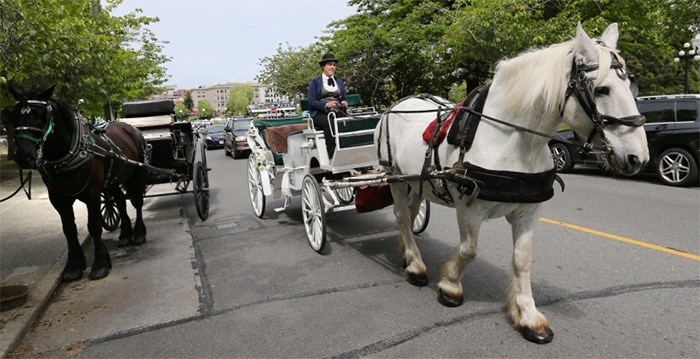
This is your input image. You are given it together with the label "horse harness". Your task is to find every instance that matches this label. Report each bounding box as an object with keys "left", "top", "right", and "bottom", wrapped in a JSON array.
[
  {"left": 12, "top": 99, "right": 136, "bottom": 195},
  {"left": 378, "top": 49, "right": 646, "bottom": 206}
]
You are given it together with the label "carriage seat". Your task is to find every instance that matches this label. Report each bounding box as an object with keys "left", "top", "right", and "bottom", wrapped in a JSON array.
[{"left": 263, "top": 124, "right": 308, "bottom": 154}]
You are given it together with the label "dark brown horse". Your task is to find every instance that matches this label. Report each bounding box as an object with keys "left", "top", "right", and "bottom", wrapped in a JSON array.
[{"left": 6, "top": 82, "right": 147, "bottom": 281}]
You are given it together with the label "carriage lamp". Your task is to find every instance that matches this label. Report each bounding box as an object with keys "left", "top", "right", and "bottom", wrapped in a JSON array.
[{"left": 673, "top": 34, "right": 700, "bottom": 94}]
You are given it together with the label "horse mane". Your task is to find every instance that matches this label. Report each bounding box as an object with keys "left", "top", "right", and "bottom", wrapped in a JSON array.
[{"left": 491, "top": 40, "right": 575, "bottom": 122}]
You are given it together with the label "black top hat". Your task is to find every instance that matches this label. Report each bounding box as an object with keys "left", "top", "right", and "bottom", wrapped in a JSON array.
[{"left": 319, "top": 52, "right": 339, "bottom": 66}]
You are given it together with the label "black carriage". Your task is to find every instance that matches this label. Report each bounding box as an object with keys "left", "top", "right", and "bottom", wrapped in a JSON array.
[{"left": 100, "top": 99, "right": 209, "bottom": 230}]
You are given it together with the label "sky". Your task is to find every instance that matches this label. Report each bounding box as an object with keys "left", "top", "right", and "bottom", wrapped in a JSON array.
[{"left": 112, "top": 0, "right": 358, "bottom": 88}]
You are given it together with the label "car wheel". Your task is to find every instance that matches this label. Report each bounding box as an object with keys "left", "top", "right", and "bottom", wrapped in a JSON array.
[
  {"left": 550, "top": 142, "right": 574, "bottom": 172},
  {"left": 656, "top": 148, "right": 698, "bottom": 187}
]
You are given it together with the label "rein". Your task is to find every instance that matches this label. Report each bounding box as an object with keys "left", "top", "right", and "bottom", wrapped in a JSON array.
[{"left": 0, "top": 169, "right": 33, "bottom": 202}]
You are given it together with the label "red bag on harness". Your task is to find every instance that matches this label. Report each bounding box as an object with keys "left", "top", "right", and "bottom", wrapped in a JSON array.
[
  {"left": 421, "top": 99, "right": 465, "bottom": 145},
  {"left": 355, "top": 184, "right": 394, "bottom": 213}
]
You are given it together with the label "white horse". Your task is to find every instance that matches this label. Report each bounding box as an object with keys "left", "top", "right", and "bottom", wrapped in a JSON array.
[{"left": 375, "top": 23, "right": 648, "bottom": 344}]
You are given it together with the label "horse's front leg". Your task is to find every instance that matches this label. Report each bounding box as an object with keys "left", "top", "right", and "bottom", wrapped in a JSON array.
[
  {"left": 506, "top": 206, "right": 554, "bottom": 344},
  {"left": 391, "top": 182, "right": 427, "bottom": 286},
  {"left": 437, "top": 204, "right": 482, "bottom": 307},
  {"left": 48, "top": 194, "right": 85, "bottom": 282},
  {"left": 85, "top": 191, "right": 112, "bottom": 280}
]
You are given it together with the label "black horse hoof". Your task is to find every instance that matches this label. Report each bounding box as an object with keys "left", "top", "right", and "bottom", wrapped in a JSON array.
[
  {"left": 437, "top": 288, "right": 463, "bottom": 307},
  {"left": 88, "top": 267, "right": 110, "bottom": 280},
  {"left": 118, "top": 237, "right": 131, "bottom": 247},
  {"left": 62, "top": 270, "right": 83, "bottom": 282},
  {"left": 518, "top": 325, "right": 554, "bottom": 344},
  {"left": 406, "top": 272, "right": 428, "bottom": 287},
  {"left": 131, "top": 236, "right": 147, "bottom": 246}
]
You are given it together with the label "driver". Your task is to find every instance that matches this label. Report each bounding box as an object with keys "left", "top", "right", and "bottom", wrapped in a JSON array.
[{"left": 308, "top": 52, "right": 349, "bottom": 159}]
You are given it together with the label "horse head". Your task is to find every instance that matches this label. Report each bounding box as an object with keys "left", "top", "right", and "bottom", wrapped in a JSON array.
[
  {"left": 7, "top": 81, "right": 58, "bottom": 169},
  {"left": 562, "top": 23, "right": 649, "bottom": 175}
]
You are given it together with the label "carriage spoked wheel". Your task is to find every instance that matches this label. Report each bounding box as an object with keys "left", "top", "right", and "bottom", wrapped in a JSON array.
[
  {"left": 412, "top": 199, "right": 431, "bottom": 234},
  {"left": 301, "top": 175, "right": 326, "bottom": 253},
  {"left": 193, "top": 162, "right": 209, "bottom": 221},
  {"left": 334, "top": 187, "right": 354, "bottom": 205},
  {"left": 247, "top": 155, "right": 266, "bottom": 218},
  {"left": 100, "top": 192, "right": 120, "bottom": 232}
]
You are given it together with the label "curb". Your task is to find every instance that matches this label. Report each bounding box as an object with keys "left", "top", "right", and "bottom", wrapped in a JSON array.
[{"left": 0, "top": 234, "right": 91, "bottom": 359}]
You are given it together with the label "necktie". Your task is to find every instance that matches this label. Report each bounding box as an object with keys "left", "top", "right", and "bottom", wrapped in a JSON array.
[{"left": 327, "top": 77, "right": 335, "bottom": 87}]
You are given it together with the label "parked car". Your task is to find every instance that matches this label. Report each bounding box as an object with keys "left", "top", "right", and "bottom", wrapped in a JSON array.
[
  {"left": 224, "top": 118, "right": 253, "bottom": 158},
  {"left": 549, "top": 94, "right": 699, "bottom": 187},
  {"left": 205, "top": 124, "right": 226, "bottom": 150}
]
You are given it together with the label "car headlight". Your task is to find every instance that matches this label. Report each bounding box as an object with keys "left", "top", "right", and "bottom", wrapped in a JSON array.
[{"left": 206, "top": 135, "right": 213, "bottom": 141}]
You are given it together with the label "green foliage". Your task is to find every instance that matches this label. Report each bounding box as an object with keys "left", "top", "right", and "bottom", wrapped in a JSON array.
[
  {"left": 257, "top": 43, "right": 324, "bottom": 100},
  {"left": 197, "top": 100, "right": 214, "bottom": 119},
  {"left": 448, "top": 81, "right": 467, "bottom": 103},
  {"left": 226, "top": 85, "right": 254, "bottom": 116},
  {"left": 258, "top": 0, "right": 699, "bottom": 108},
  {"left": 183, "top": 91, "right": 193, "bottom": 109},
  {"left": 0, "top": 0, "right": 170, "bottom": 116},
  {"left": 174, "top": 103, "right": 189, "bottom": 121}
]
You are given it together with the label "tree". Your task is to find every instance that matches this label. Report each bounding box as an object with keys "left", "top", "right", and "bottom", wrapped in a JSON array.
[
  {"left": 257, "top": 42, "right": 324, "bottom": 101},
  {"left": 0, "top": 0, "right": 170, "bottom": 116},
  {"left": 226, "top": 85, "right": 254, "bottom": 116},
  {"left": 174, "top": 103, "right": 189, "bottom": 121},
  {"left": 443, "top": 0, "right": 700, "bottom": 95},
  {"left": 183, "top": 91, "right": 194, "bottom": 110},
  {"left": 197, "top": 100, "right": 214, "bottom": 119}
]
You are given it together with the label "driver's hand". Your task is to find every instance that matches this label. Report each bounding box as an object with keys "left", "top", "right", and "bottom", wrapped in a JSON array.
[{"left": 341, "top": 101, "right": 348, "bottom": 108}]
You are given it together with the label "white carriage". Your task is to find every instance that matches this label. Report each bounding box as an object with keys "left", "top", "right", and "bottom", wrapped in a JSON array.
[{"left": 246, "top": 95, "right": 430, "bottom": 252}]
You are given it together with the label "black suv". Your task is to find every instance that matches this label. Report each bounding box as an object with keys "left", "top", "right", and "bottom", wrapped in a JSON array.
[
  {"left": 549, "top": 94, "right": 700, "bottom": 187},
  {"left": 223, "top": 118, "right": 253, "bottom": 159}
]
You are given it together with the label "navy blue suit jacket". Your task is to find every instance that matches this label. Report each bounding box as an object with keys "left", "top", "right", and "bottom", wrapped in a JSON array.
[{"left": 308, "top": 75, "right": 347, "bottom": 118}]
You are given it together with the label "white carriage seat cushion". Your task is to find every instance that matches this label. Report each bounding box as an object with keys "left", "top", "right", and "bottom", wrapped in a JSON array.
[
  {"left": 264, "top": 124, "right": 308, "bottom": 153},
  {"left": 119, "top": 115, "right": 173, "bottom": 129}
]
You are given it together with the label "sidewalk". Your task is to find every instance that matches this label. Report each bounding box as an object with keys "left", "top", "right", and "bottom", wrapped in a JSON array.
[{"left": 0, "top": 161, "right": 89, "bottom": 358}]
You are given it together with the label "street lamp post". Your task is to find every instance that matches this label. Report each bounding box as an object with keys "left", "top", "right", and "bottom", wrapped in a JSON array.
[{"left": 673, "top": 33, "right": 700, "bottom": 94}]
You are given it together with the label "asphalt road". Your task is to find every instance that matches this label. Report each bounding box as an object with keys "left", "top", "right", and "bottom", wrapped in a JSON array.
[{"left": 10, "top": 149, "right": 699, "bottom": 358}]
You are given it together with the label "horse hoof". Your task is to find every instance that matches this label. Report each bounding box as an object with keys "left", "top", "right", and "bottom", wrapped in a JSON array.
[
  {"left": 131, "top": 236, "right": 147, "bottom": 246},
  {"left": 118, "top": 237, "right": 131, "bottom": 247},
  {"left": 406, "top": 272, "right": 428, "bottom": 287},
  {"left": 518, "top": 325, "right": 554, "bottom": 344},
  {"left": 88, "top": 267, "right": 110, "bottom": 280},
  {"left": 62, "top": 270, "right": 83, "bottom": 282},
  {"left": 437, "top": 288, "right": 463, "bottom": 307}
]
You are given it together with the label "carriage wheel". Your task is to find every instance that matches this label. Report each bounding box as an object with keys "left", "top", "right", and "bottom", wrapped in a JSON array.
[
  {"left": 302, "top": 175, "right": 326, "bottom": 253},
  {"left": 100, "top": 192, "right": 120, "bottom": 232},
  {"left": 334, "top": 187, "right": 354, "bottom": 204},
  {"left": 412, "top": 199, "right": 430, "bottom": 234},
  {"left": 247, "top": 155, "right": 266, "bottom": 218},
  {"left": 193, "top": 162, "right": 209, "bottom": 221}
]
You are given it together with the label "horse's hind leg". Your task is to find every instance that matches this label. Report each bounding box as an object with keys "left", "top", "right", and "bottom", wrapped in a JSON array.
[
  {"left": 124, "top": 172, "right": 147, "bottom": 245},
  {"left": 86, "top": 191, "right": 112, "bottom": 280},
  {"left": 437, "top": 204, "right": 482, "bottom": 307},
  {"left": 506, "top": 206, "right": 554, "bottom": 344},
  {"left": 391, "top": 183, "right": 427, "bottom": 286},
  {"left": 48, "top": 195, "right": 86, "bottom": 282},
  {"left": 110, "top": 188, "right": 134, "bottom": 247}
]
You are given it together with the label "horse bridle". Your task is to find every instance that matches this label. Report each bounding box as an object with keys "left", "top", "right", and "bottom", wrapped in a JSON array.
[
  {"left": 13, "top": 99, "right": 56, "bottom": 167},
  {"left": 12, "top": 99, "right": 93, "bottom": 172},
  {"left": 562, "top": 50, "right": 646, "bottom": 155}
]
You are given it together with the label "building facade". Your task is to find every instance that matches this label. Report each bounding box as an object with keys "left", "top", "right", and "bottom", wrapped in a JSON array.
[{"left": 156, "top": 82, "right": 292, "bottom": 115}]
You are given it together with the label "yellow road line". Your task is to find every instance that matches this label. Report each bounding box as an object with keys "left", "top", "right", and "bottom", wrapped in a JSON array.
[{"left": 539, "top": 217, "right": 700, "bottom": 261}]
